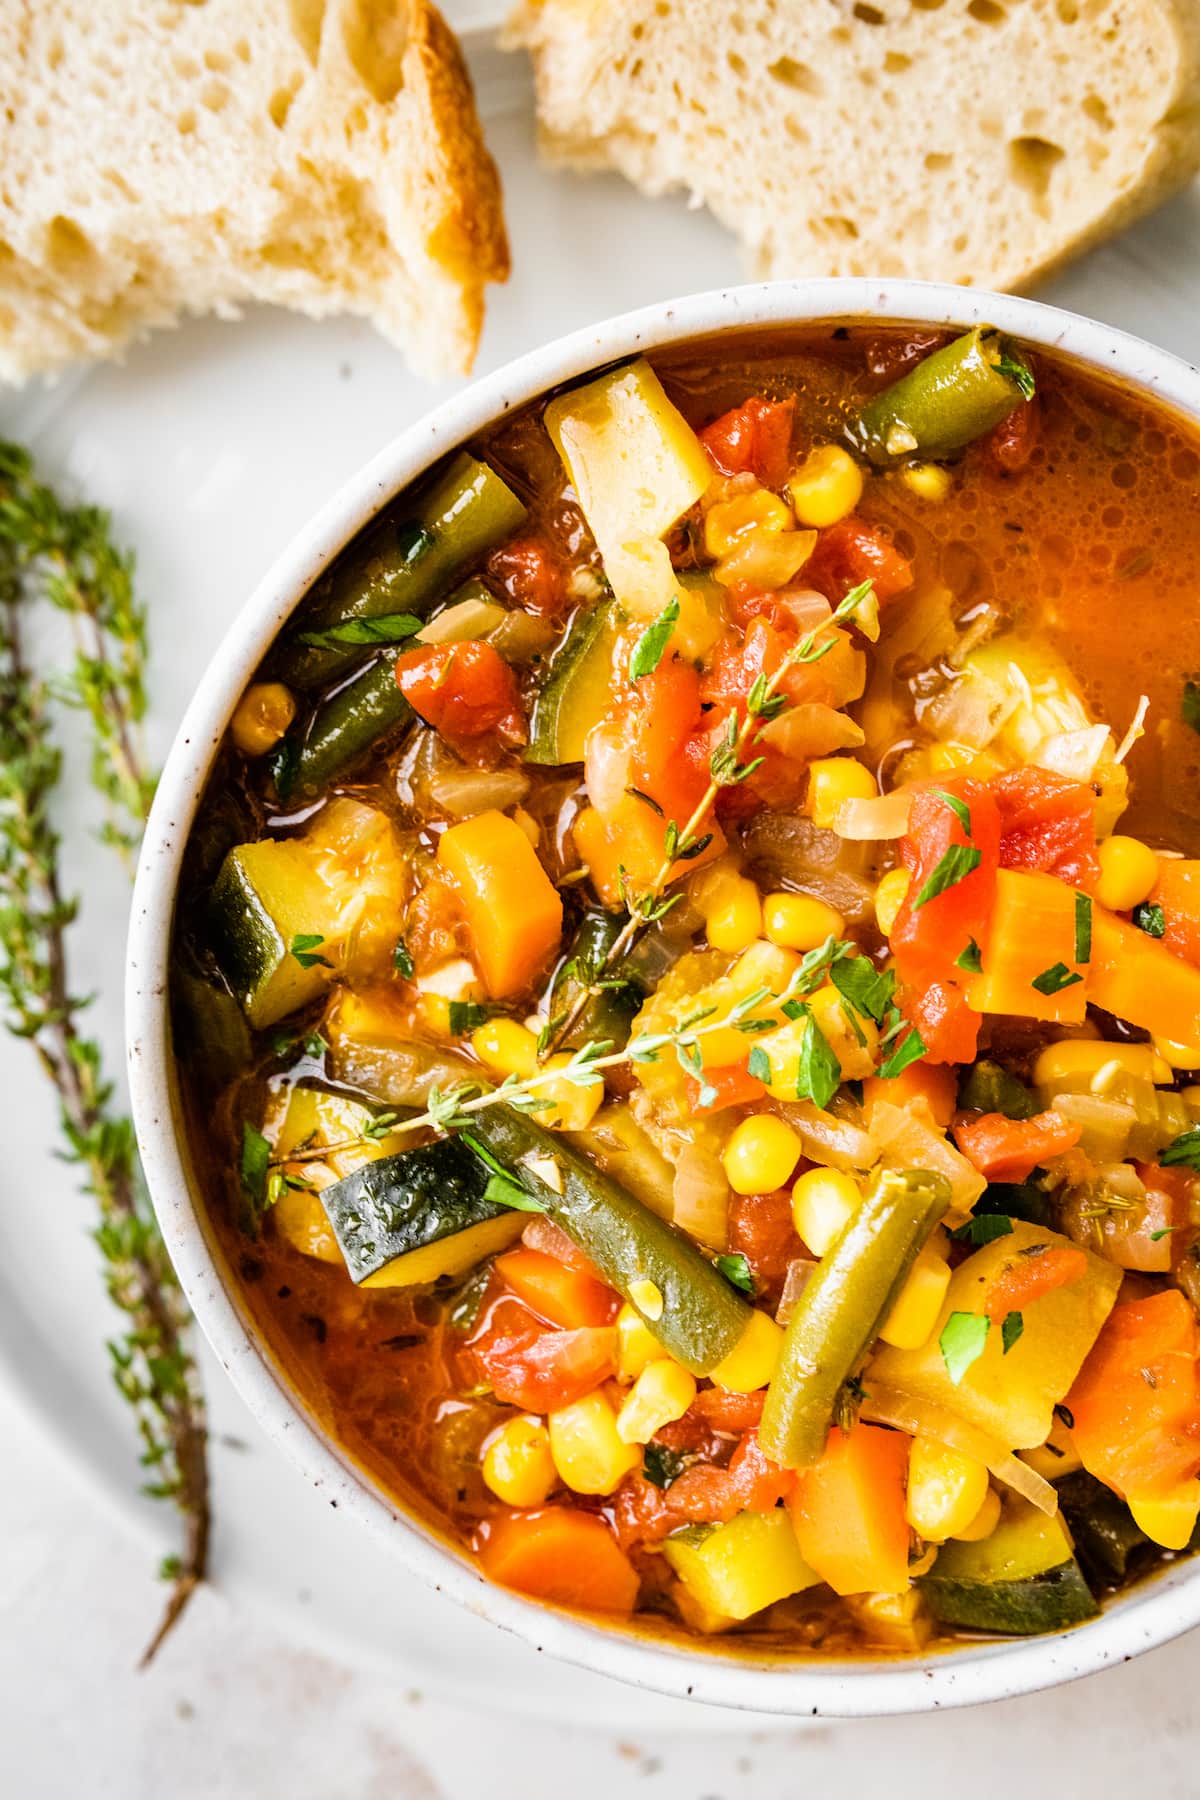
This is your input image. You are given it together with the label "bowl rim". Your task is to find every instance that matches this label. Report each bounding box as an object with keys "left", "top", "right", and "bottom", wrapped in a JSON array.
[{"left": 127, "top": 276, "right": 1200, "bottom": 1717}]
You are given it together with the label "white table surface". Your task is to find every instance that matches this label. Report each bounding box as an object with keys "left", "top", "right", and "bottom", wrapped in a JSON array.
[{"left": 6, "top": 17, "right": 1200, "bottom": 1792}]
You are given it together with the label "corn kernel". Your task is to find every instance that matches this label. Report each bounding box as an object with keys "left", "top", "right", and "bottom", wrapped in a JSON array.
[
  {"left": 1033, "top": 1038, "right": 1172, "bottom": 1091},
  {"left": 874, "top": 867, "right": 911, "bottom": 937},
  {"left": 710, "top": 1307, "right": 784, "bottom": 1393},
  {"left": 900, "top": 461, "right": 954, "bottom": 503},
  {"left": 807, "top": 982, "right": 878, "bottom": 1079},
  {"left": 539, "top": 1052, "right": 606, "bottom": 1131},
  {"left": 879, "top": 1244, "right": 952, "bottom": 1350},
  {"left": 807, "top": 757, "right": 877, "bottom": 831},
  {"left": 952, "top": 1486, "right": 1002, "bottom": 1542},
  {"left": 629, "top": 1278, "right": 664, "bottom": 1322},
  {"left": 472, "top": 1017, "right": 540, "bottom": 1081},
  {"left": 704, "top": 489, "right": 792, "bottom": 558},
  {"left": 547, "top": 1390, "right": 641, "bottom": 1495},
  {"left": 762, "top": 891, "right": 845, "bottom": 952},
  {"left": 787, "top": 444, "right": 864, "bottom": 527},
  {"left": 616, "top": 1303, "right": 668, "bottom": 1380},
  {"left": 706, "top": 876, "right": 763, "bottom": 953},
  {"left": 230, "top": 681, "right": 296, "bottom": 756},
  {"left": 791, "top": 1167, "right": 861, "bottom": 1256},
  {"left": 906, "top": 1436, "right": 989, "bottom": 1542},
  {"left": 616, "top": 1358, "right": 697, "bottom": 1444},
  {"left": 1095, "top": 836, "right": 1160, "bottom": 913},
  {"left": 926, "top": 741, "right": 1004, "bottom": 780},
  {"left": 1154, "top": 1036, "right": 1200, "bottom": 1071},
  {"left": 482, "top": 1416, "right": 558, "bottom": 1507},
  {"left": 722, "top": 1114, "right": 803, "bottom": 1195},
  {"left": 1128, "top": 1482, "right": 1200, "bottom": 1550}
]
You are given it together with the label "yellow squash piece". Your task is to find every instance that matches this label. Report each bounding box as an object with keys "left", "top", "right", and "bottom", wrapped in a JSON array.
[
  {"left": 664, "top": 1510, "right": 820, "bottom": 1623},
  {"left": 965, "top": 868, "right": 1088, "bottom": 1025},
  {"left": 870, "top": 1220, "right": 1122, "bottom": 1450},
  {"left": 438, "top": 809, "right": 563, "bottom": 998},
  {"left": 545, "top": 359, "right": 712, "bottom": 614}
]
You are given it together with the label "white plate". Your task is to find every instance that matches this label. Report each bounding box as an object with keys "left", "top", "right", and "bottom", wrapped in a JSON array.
[{"left": 4, "top": 15, "right": 1200, "bottom": 1729}]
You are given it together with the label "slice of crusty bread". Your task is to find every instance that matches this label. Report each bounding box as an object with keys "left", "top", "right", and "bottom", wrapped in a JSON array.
[
  {"left": 0, "top": 0, "right": 508, "bottom": 381},
  {"left": 508, "top": 0, "right": 1200, "bottom": 292}
]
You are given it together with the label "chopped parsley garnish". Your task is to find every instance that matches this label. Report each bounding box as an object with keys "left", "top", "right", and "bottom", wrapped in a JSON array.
[
  {"left": 298, "top": 612, "right": 423, "bottom": 650},
  {"left": 931, "top": 788, "right": 973, "bottom": 837},
  {"left": 1074, "top": 891, "right": 1092, "bottom": 964},
  {"left": 831, "top": 955, "right": 896, "bottom": 1027},
  {"left": 239, "top": 1122, "right": 272, "bottom": 1228},
  {"left": 912, "top": 844, "right": 982, "bottom": 910},
  {"left": 997, "top": 351, "right": 1037, "bottom": 401},
  {"left": 794, "top": 1004, "right": 842, "bottom": 1110},
  {"left": 393, "top": 935, "right": 415, "bottom": 978},
  {"left": 877, "top": 1023, "right": 926, "bottom": 1080},
  {"left": 1132, "top": 901, "right": 1166, "bottom": 938},
  {"left": 289, "top": 932, "right": 332, "bottom": 970},
  {"left": 1150, "top": 1225, "right": 1184, "bottom": 1243},
  {"left": 447, "top": 1000, "right": 490, "bottom": 1037},
  {"left": 939, "top": 1311, "right": 990, "bottom": 1385},
  {"left": 1001, "top": 1310, "right": 1024, "bottom": 1355},
  {"left": 628, "top": 596, "right": 680, "bottom": 679},
  {"left": 626, "top": 785, "right": 664, "bottom": 815},
  {"left": 1183, "top": 680, "right": 1200, "bottom": 735},
  {"left": 1161, "top": 1127, "right": 1200, "bottom": 1172},
  {"left": 1031, "top": 961, "right": 1083, "bottom": 996},
  {"left": 747, "top": 1044, "right": 771, "bottom": 1084},
  {"left": 950, "top": 1213, "right": 1014, "bottom": 1247},
  {"left": 955, "top": 938, "right": 983, "bottom": 974},
  {"left": 716, "top": 1252, "right": 757, "bottom": 1296}
]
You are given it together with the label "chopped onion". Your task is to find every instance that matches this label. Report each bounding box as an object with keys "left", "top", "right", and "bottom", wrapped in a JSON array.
[
  {"left": 739, "top": 810, "right": 877, "bottom": 926},
  {"left": 761, "top": 702, "right": 865, "bottom": 761},
  {"left": 488, "top": 608, "right": 558, "bottom": 664},
  {"left": 671, "top": 1142, "right": 730, "bottom": 1250},
  {"left": 861, "top": 1382, "right": 1058, "bottom": 1516},
  {"left": 1115, "top": 694, "right": 1150, "bottom": 765},
  {"left": 867, "top": 1099, "right": 986, "bottom": 1213},
  {"left": 715, "top": 528, "right": 818, "bottom": 592},
  {"left": 1033, "top": 724, "right": 1112, "bottom": 783},
  {"left": 1048, "top": 1092, "right": 1136, "bottom": 1164},
  {"left": 776, "top": 1256, "right": 818, "bottom": 1325},
  {"left": 428, "top": 765, "right": 530, "bottom": 819},
  {"left": 776, "top": 588, "right": 833, "bottom": 634},
  {"left": 584, "top": 719, "right": 631, "bottom": 816},
  {"left": 925, "top": 667, "right": 1016, "bottom": 750},
  {"left": 418, "top": 597, "right": 507, "bottom": 644},
  {"left": 777, "top": 1099, "right": 879, "bottom": 1173},
  {"left": 832, "top": 789, "right": 913, "bottom": 842}
]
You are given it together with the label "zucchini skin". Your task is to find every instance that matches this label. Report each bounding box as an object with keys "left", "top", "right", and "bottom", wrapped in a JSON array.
[
  {"left": 919, "top": 1561, "right": 1098, "bottom": 1635},
  {"left": 526, "top": 598, "right": 620, "bottom": 765},
  {"left": 275, "top": 452, "right": 526, "bottom": 691},
  {"left": 464, "top": 1105, "right": 752, "bottom": 1373},
  {"left": 320, "top": 1137, "right": 509, "bottom": 1284},
  {"left": 1054, "top": 1470, "right": 1153, "bottom": 1586}
]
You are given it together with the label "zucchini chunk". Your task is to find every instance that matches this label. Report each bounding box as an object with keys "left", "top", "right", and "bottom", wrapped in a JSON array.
[
  {"left": 1054, "top": 1470, "right": 1154, "bottom": 1587},
  {"left": 664, "top": 1511, "right": 820, "bottom": 1628},
  {"left": 320, "top": 1138, "right": 522, "bottom": 1286},
  {"left": 209, "top": 840, "right": 342, "bottom": 1030},
  {"left": 527, "top": 598, "right": 622, "bottom": 765},
  {"left": 918, "top": 1499, "right": 1098, "bottom": 1635}
]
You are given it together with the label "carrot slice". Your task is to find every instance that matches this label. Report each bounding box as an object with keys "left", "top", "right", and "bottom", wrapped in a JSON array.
[
  {"left": 787, "top": 1424, "right": 911, "bottom": 1596},
  {"left": 982, "top": 1245, "right": 1089, "bottom": 1319},
  {"left": 495, "top": 1245, "right": 617, "bottom": 1330},
  {"left": 477, "top": 1508, "right": 640, "bottom": 1613},
  {"left": 954, "top": 1109, "right": 1082, "bottom": 1184},
  {"left": 684, "top": 1062, "right": 768, "bottom": 1115},
  {"left": 1069, "top": 1290, "right": 1200, "bottom": 1497}
]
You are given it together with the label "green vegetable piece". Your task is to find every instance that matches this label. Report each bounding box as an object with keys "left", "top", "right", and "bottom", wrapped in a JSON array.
[
  {"left": 527, "top": 598, "right": 622, "bottom": 765},
  {"left": 319, "top": 1138, "right": 521, "bottom": 1285},
  {"left": 1132, "top": 901, "right": 1166, "bottom": 938},
  {"left": 549, "top": 909, "right": 644, "bottom": 1050},
  {"left": 280, "top": 655, "right": 413, "bottom": 798},
  {"left": 1054, "top": 1470, "right": 1152, "bottom": 1586},
  {"left": 1074, "top": 891, "right": 1092, "bottom": 964},
  {"left": 462, "top": 1105, "right": 754, "bottom": 1374},
  {"left": 876, "top": 1023, "right": 926, "bottom": 1080},
  {"left": 975, "top": 1180, "right": 1054, "bottom": 1228},
  {"left": 958, "top": 1059, "right": 1039, "bottom": 1120},
  {"left": 209, "top": 839, "right": 341, "bottom": 1029},
  {"left": 1031, "top": 961, "right": 1083, "bottom": 996},
  {"left": 913, "top": 843, "right": 982, "bottom": 909},
  {"left": 716, "top": 1252, "right": 757, "bottom": 1296},
  {"left": 759, "top": 1165, "right": 950, "bottom": 1469},
  {"left": 275, "top": 452, "right": 526, "bottom": 691},
  {"left": 955, "top": 938, "right": 983, "bottom": 974},
  {"left": 1183, "top": 680, "right": 1200, "bottom": 736},
  {"left": 1001, "top": 1310, "right": 1024, "bottom": 1354},
  {"left": 1161, "top": 1126, "right": 1200, "bottom": 1171},
  {"left": 950, "top": 1213, "right": 1014, "bottom": 1248},
  {"left": 851, "top": 327, "right": 1036, "bottom": 467},
  {"left": 794, "top": 1002, "right": 842, "bottom": 1109},
  {"left": 918, "top": 1499, "right": 1098, "bottom": 1634},
  {"left": 629, "top": 596, "right": 680, "bottom": 679},
  {"left": 940, "top": 1310, "right": 990, "bottom": 1384}
]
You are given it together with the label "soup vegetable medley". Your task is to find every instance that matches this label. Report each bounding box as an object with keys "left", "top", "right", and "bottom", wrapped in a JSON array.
[{"left": 176, "top": 322, "right": 1200, "bottom": 1658}]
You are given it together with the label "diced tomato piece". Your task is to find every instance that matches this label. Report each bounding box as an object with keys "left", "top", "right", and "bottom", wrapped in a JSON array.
[
  {"left": 395, "top": 640, "right": 526, "bottom": 757},
  {"left": 494, "top": 1246, "right": 618, "bottom": 1330},
  {"left": 1070, "top": 1291, "right": 1200, "bottom": 1497},
  {"left": 702, "top": 616, "right": 862, "bottom": 718},
  {"left": 684, "top": 1062, "right": 768, "bottom": 1115},
  {"left": 981, "top": 1244, "right": 1089, "bottom": 1320},
  {"left": 900, "top": 979, "right": 981, "bottom": 1067},
  {"left": 470, "top": 1297, "right": 617, "bottom": 1412},
  {"left": 954, "top": 1109, "right": 1083, "bottom": 1184},
  {"left": 864, "top": 330, "right": 949, "bottom": 384},
  {"left": 727, "top": 1187, "right": 805, "bottom": 1289},
  {"left": 788, "top": 1424, "right": 911, "bottom": 1596},
  {"left": 805, "top": 516, "right": 913, "bottom": 605},
  {"left": 985, "top": 398, "right": 1040, "bottom": 474},
  {"left": 661, "top": 1430, "right": 796, "bottom": 1525},
  {"left": 1151, "top": 861, "right": 1200, "bottom": 967},
  {"left": 625, "top": 654, "right": 711, "bottom": 825},
  {"left": 486, "top": 534, "right": 570, "bottom": 617},
  {"left": 688, "top": 1387, "right": 767, "bottom": 1434},
  {"left": 988, "top": 765, "right": 1098, "bottom": 889},
  {"left": 1106, "top": 1163, "right": 1192, "bottom": 1273},
  {"left": 477, "top": 1508, "right": 640, "bottom": 1613},
  {"left": 700, "top": 396, "right": 795, "bottom": 487}
]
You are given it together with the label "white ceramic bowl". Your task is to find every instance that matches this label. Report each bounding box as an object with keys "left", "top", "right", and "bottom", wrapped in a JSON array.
[{"left": 127, "top": 277, "right": 1200, "bottom": 1716}]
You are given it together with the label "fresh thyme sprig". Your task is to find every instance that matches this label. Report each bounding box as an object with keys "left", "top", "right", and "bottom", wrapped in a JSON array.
[
  {"left": 545, "top": 580, "right": 877, "bottom": 1053},
  {"left": 0, "top": 444, "right": 208, "bottom": 1664}
]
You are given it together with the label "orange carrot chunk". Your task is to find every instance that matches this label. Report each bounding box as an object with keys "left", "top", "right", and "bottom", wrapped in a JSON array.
[
  {"left": 1069, "top": 1290, "right": 1200, "bottom": 1498},
  {"left": 477, "top": 1508, "right": 640, "bottom": 1613},
  {"left": 982, "top": 1244, "right": 1089, "bottom": 1320},
  {"left": 787, "top": 1424, "right": 911, "bottom": 1596},
  {"left": 495, "top": 1245, "right": 618, "bottom": 1330},
  {"left": 953, "top": 1109, "right": 1082, "bottom": 1184}
]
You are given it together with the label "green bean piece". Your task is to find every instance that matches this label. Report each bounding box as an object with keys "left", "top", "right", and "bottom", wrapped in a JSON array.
[
  {"left": 277, "top": 655, "right": 412, "bottom": 799},
  {"left": 759, "top": 1166, "right": 950, "bottom": 1469},
  {"left": 275, "top": 451, "right": 526, "bottom": 690},
  {"left": 550, "top": 910, "right": 644, "bottom": 1051},
  {"left": 851, "top": 328, "right": 1035, "bottom": 466},
  {"left": 464, "top": 1105, "right": 753, "bottom": 1373}
]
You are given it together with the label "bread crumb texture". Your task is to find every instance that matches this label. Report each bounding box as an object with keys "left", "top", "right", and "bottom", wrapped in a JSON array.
[
  {"left": 507, "top": 0, "right": 1200, "bottom": 291},
  {"left": 0, "top": 0, "right": 508, "bottom": 381}
]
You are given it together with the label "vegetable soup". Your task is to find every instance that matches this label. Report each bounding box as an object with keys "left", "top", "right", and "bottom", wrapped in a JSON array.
[{"left": 173, "top": 322, "right": 1200, "bottom": 1657}]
